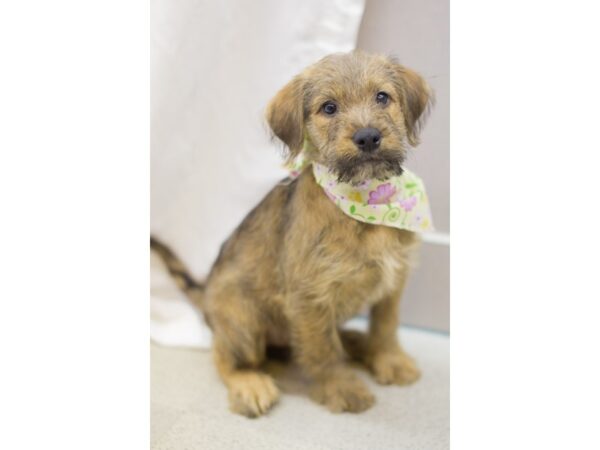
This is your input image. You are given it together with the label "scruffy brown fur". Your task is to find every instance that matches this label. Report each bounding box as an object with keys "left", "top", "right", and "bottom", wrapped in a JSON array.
[{"left": 152, "top": 51, "right": 432, "bottom": 417}]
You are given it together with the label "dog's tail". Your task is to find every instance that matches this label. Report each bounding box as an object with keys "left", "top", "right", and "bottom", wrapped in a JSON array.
[{"left": 150, "top": 236, "right": 205, "bottom": 308}]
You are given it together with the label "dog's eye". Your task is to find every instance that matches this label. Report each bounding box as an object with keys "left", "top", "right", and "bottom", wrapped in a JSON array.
[
  {"left": 321, "top": 101, "right": 337, "bottom": 116},
  {"left": 376, "top": 92, "right": 390, "bottom": 105}
]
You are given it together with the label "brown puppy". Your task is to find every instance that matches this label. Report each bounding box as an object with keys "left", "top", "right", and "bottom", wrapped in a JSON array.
[{"left": 152, "top": 51, "right": 432, "bottom": 417}]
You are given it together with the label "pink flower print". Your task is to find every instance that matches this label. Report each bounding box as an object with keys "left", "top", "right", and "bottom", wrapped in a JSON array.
[
  {"left": 367, "top": 183, "right": 396, "bottom": 205},
  {"left": 399, "top": 196, "right": 417, "bottom": 212},
  {"left": 324, "top": 189, "right": 337, "bottom": 202}
]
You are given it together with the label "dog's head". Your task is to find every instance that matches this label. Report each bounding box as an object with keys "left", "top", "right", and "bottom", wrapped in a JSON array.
[{"left": 266, "top": 51, "right": 432, "bottom": 184}]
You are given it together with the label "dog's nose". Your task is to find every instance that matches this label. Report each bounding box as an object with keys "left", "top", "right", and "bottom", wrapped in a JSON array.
[{"left": 352, "top": 127, "right": 381, "bottom": 152}]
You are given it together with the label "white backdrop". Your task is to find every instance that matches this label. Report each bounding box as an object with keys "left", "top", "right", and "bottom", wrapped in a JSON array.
[{"left": 151, "top": 0, "right": 365, "bottom": 347}]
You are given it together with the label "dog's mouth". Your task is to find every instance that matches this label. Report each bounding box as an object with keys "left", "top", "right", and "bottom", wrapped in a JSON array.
[{"left": 331, "top": 151, "right": 405, "bottom": 185}]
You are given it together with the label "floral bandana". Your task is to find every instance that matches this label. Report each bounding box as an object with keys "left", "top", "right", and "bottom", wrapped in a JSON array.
[{"left": 286, "top": 143, "right": 434, "bottom": 233}]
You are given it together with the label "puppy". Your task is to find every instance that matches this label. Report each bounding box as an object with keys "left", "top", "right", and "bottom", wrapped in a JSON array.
[{"left": 152, "top": 51, "right": 432, "bottom": 417}]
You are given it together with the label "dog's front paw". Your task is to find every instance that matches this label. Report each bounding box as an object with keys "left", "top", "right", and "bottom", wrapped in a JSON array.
[
  {"left": 227, "top": 372, "right": 280, "bottom": 418},
  {"left": 370, "top": 350, "right": 421, "bottom": 386},
  {"left": 310, "top": 371, "right": 375, "bottom": 413}
]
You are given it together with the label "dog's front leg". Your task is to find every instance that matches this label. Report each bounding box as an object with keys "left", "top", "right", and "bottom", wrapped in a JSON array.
[
  {"left": 340, "top": 275, "right": 421, "bottom": 386},
  {"left": 289, "top": 297, "right": 375, "bottom": 413},
  {"left": 366, "top": 281, "right": 421, "bottom": 386}
]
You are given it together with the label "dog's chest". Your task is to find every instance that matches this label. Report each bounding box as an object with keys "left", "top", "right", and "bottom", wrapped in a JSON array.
[
  {"left": 289, "top": 174, "right": 417, "bottom": 319},
  {"left": 324, "top": 226, "right": 413, "bottom": 320}
]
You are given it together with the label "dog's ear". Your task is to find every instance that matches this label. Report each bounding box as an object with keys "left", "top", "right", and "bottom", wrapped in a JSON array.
[
  {"left": 391, "top": 62, "right": 433, "bottom": 147},
  {"left": 266, "top": 75, "right": 306, "bottom": 161}
]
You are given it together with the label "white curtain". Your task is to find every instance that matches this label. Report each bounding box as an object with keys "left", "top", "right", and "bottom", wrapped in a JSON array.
[{"left": 151, "top": 0, "right": 366, "bottom": 347}]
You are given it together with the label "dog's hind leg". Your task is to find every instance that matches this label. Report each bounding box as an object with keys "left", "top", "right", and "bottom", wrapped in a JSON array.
[
  {"left": 209, "top": 295, "right": 279, "bottom": 418},
  {"left": 213, "top": 337, "right": 280, "bottom": 418}
]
